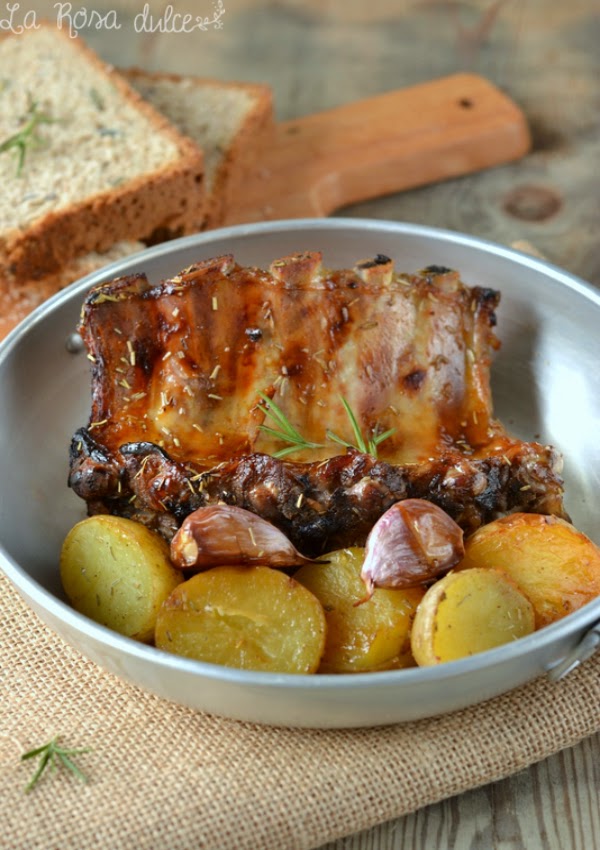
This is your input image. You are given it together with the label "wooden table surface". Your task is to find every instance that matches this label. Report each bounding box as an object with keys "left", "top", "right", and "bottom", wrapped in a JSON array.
[{"left": 36, "top": 0, "right": 600, "bottom": 847}]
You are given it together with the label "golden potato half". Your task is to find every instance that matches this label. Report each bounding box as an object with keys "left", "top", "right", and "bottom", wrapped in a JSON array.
[
  {"left": 155, "top": 566, "right": 326, "bottom": 674},
  {"left": 411, "top": 568, "right": 535, "bottom": 666},
  {"left": 60, "top": 515, "right": 183, "bottom": 642},
  {"left": 456, "top": 513, "right": 600, "bottom": 628},
  {"left": 295, "top": 547, "right": 424, "bottom": 673}
]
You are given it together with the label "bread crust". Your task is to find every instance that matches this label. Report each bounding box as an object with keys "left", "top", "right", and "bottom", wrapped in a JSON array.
[
  {"left": 0, "top": 241, "right": 144, "bottom": 341},
  {"left": 0, "top": 25, "right": 205, "bottom": 286},
  {"left": 123, "top": 69, "right": 273, "bottom": 229}
]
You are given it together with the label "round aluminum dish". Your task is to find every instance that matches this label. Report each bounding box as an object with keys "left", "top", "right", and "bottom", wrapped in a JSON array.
[{"left": 1, "top": 218, "right": 599, "bottom": 728}]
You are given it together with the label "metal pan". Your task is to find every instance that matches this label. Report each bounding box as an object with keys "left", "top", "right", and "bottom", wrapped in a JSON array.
[{"left": 1, "top": 218, "right": 598, "bottom": 728}]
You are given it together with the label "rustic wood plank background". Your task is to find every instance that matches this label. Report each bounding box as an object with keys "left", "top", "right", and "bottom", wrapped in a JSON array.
[
  {"left": 27, "top": 0, "right": 600, "bottom": 847},
  {"left": 67, "top": 0, "right": 599, "bottom": 286}
]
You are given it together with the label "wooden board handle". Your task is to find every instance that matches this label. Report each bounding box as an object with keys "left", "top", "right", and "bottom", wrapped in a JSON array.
[{"left": 226, "top": 73, "right": 531, "bottom": 223}]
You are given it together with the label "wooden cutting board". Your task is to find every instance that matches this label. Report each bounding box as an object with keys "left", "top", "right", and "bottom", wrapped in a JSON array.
[{"left": 225, "top": 73, "right": 530, "bottom": 224}]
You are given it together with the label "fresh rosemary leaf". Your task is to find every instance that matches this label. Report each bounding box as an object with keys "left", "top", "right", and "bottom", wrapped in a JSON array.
[
  {"left": 257, "top": 392, "right": 325, "bottom": 454},
  {"left": 21, "top": 736, "right": 91, "bottom": 793},
  {"left": 258, "top": 391, "right": 395, "bottom": 460},
  {"left": 371, "top": 427, "right": 397, "bottom": 446},
  {"left": 56, "top": 752, "right": 88, "bottom": 784},
  {"left": 325, "top": 430, "right": 353, "bottom": 450},
  {"left": 21, "top": 742, "right": 52, "bottom": 760},
  {"left": 257, "top": 393, "right": 303, "bottom": 439},
  {"left": 0, "top": 98, "right": 55, "bottom": 177},
  {"left": 271, "top": 444, "right": 312, "bottom": 459},
  {"left": 25, "top": 750, "right": 51, "bottom": 793},
  {"left": 339, "top": 396, "right": 368, "bottom": 454},
  {"left": 256, "top": 423, "right": 307, "bottom": 446},
  {"left": 328, "top": 396, "right": 396, "bottom": 458},
  {"left": 367, "top": 426, "right": 398, "bottom": 455}
]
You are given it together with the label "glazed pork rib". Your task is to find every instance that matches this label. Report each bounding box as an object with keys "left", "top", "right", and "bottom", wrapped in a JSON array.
[{"left": 69, "top": 252, "right": 567, "bottom": 554}]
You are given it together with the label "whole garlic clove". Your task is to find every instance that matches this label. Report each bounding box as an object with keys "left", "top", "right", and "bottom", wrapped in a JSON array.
[
  {"left": 170, "top": 504, "right": 319, "bottom": 570},
  {"left": 360, "top": 499, "right": 465, "bottom": 597}
]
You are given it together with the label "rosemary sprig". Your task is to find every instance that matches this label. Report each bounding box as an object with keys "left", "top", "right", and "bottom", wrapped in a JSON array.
[
  {"left": 21, "top": 736, "right": 91, "bottom": 793},
  {"left": 258, "top": 392, "right": 395, "bottom": 459},
  {"left": 327, "top": 396, "right": 396, "bottom": 458},
  {"left": 0, "top": 97, "right": 55, "bottom": 177},
  {"left": 257, "top": 392, "right": 326, "bottom": 458}
]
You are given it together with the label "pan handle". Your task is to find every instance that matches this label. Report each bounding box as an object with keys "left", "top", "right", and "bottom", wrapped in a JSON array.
[{"left": 546, "top": 621, "right": 600, "bottom": 681}]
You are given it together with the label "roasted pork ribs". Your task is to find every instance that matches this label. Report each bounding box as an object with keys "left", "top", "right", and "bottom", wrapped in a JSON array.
[{"left": 69, "top": 252, "right": 566, "bottom": 555}]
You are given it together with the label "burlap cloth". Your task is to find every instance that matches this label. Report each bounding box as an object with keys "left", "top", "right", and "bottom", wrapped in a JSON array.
[{"left": 0, "top": 570, "right": 598, "bottom": 850}]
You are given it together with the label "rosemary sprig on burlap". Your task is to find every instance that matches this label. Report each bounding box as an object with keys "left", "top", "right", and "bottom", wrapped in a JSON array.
[{"left": 21, "top": 736, "right": 91, "bottom": 792}]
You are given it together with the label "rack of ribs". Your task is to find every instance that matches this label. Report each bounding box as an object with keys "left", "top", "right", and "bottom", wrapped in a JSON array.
[{"left": 68, "top": 251, "right": 567, "bottom": 556}]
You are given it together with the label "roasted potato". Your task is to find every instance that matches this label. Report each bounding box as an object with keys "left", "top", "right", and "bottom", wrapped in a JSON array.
[
  {"left": 155, "top": 566, "right": 326, "bottom": 674},
  {"left": 411, "top": 568, "right": 535, "bottom": 666},
  {"left": 456, "top": 513, "right": 600, "bottom": 628},
  {"left": 294, "top": 547, "right": 424, "bottom": 673},
  {"left": 60, "top": 515, "right": 183, "bottom": 642}
]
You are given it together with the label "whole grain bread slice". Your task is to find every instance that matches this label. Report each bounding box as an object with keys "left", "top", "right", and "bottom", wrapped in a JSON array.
[
  {"left": 0, "top": 25, "right": 204, "bottom": 286},
  {"left": 122, "top": 70, "right": 273, "bottom": 229},
  {"left": 0, "top": 240, "right": 144, "bottom": 341}
]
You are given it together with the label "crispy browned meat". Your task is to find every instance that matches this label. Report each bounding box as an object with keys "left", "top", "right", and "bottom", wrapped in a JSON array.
[
  {"left": 70, "top": 432, "right": 565, "bottom": 557},
  {"left": 69, "top": 252, "right": 567, "bottom": 553}
]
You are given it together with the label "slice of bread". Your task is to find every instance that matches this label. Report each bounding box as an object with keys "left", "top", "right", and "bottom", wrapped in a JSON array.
[
  {"left": 0, "top": 240, "right": 144, "bottom": 341},
  {"left": 123, "top": 70, "right": 273, "bottom": 229},
  {"left": 0, "top": 26, "right": 204, "bottom": 286}
]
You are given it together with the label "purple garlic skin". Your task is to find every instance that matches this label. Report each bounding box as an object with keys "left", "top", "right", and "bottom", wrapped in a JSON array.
[
  {"left": 361, "top": 499, "right": 465, "bottom": 594},
  {"left": 170, "top": 504, "right": 319, "bottom": 570}
]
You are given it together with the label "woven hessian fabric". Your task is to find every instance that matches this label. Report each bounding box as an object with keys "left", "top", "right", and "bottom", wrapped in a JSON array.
[{"left": 0, "top": 569, "right": 599, "bottom": 850}]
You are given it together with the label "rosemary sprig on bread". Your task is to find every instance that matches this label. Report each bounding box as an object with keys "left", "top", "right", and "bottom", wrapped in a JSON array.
[
  {"left": 0, "top": 97, "right": 54, "bottom": 177},
  {"left": 0, "top": 24, "right": 204, "bottom": 285},
  {"left": 0, "top": 26, "right": 273, "bottom": 343}
]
